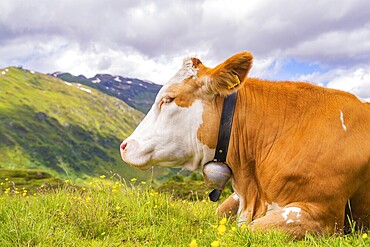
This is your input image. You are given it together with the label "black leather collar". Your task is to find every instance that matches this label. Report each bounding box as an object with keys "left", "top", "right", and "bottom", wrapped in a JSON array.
[
  {"left": 214, "top": 91, "right": 238, "bottom": 163},
  {"left": 208, "top": 91, "right": 238, "bottom": 202}
]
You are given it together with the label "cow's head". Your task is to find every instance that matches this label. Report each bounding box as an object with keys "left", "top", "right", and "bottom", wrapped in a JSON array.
[{"left": 120, "top": 52, "right": 253, "bottom": 171}]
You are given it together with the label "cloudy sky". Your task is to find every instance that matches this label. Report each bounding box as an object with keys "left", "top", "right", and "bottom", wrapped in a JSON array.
[{"left": 1, "top": 0, "right": 370, "bottom": 99}]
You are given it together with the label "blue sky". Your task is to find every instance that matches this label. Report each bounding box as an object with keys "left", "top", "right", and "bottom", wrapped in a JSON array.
[
  {"left": 255, "top": 59, "right": 326, "bottom": 82},
  {"left": 0, "top": 0, "right": 369, "bottom": 100}
]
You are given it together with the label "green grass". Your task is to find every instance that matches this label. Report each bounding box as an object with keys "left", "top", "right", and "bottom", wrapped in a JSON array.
[
  {"left": 0, "top": 176, "right": 368, "bottom": 246},
  {"left": 0, "top": 168, "right": 64, "bottom": 194}
]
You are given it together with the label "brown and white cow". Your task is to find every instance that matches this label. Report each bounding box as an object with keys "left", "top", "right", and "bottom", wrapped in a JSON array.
[{"left": 120, "top": 52, "right": 370, "bottom": 238}]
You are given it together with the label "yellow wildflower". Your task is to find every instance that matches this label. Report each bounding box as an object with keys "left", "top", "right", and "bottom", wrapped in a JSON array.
[
  {"left": 363, "top": 233, "right": 368, "bottom": 239},
  {"left": 219, "top": 218, "right": 227, "bottom": 225},
  {"left": 65, "top": 180, "right": 70, "bottom": 183},
  {"left": 217, "top": 224, "right": 227, "bottom": 235},
  {"left": 115, "top": 206, "right": 121, "bottom": 210},
  {"left": 189, "top": 239, "right": 197, "bottom": 247},
  {"left": 5, "top": 178, "right": 8, "bottom": 181},
  {"left": 199, "top": 229, "right": 203, "bottom": 234},
  {"left": 210, "top": 240, "right": 220, "bottom": 247},
  {"left": 240, "top": 224, "right": 247, "bottom": 231},
  {"left": 130, "top": 178, "right": 137, "bottom": 182},
  {"left": 101, "top": 232, "right": 106, "bottom": 236},
  {"left": 231, "top": 227, "right": 237, "bottom": 232},
  {"left": 100, "top": 175, "right": 106, "bottom": 179},
  {"left": 141, "top": 181, "right": 147, "bottom": 185}
]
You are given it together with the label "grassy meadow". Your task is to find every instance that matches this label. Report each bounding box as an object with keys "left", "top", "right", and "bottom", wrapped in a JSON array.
[{"left": 0, "top": 174, "right": 369, "bottom": 247}]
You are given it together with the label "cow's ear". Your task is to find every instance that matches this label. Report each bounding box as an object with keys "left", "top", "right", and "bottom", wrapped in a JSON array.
[{"left": 203, "top": 52, "right": 253, "bottom": 95}]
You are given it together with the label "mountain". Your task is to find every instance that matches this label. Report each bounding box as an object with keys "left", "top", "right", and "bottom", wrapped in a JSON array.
[
  {"left": 51, "top": 72, "right": 162, "bottom": 113},
  {"left": 0, "top": 67, "right": 165, "bottom": 181}
]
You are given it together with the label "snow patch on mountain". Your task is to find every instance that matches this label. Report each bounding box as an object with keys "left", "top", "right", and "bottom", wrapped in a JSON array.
[
  {"left": 114, "top": 76, "right": 122, "bottom": 82},
  {"left": 91, "top": 78, "right": 101, "bottom": 83}
]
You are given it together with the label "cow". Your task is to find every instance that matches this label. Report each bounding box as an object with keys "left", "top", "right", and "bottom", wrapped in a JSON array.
[{"left": 120, "top": 52, "right": 370, "bottom": 238}]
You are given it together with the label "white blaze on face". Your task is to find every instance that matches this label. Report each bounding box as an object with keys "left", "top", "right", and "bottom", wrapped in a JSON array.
[{"left": 120, "top": 58, "right": 214, "bottom": 171}]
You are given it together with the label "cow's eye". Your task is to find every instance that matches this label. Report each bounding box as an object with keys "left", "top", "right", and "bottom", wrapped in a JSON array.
[
  {"left": 160, "top": 97, "right": 174, "bottom": 109},
  {"left": 163, "top": 97, "right": 173, "bottom": 104}
]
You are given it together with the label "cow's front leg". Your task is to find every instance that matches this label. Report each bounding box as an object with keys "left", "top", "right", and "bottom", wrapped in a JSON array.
[
  {"left": 216, "top": 193, "right": 240, "bottom": 217},
  {"left": 249, "top": 202, "right": 344, "bottom": 239}
]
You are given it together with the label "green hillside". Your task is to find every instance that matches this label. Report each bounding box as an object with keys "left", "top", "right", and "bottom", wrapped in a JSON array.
[{"left": 0, "top": 67, "right": 162, "bottom": 181}]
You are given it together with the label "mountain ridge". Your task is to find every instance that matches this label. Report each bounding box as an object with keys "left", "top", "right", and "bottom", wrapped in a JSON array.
[{"left": 51, "top": 71, "right": 162, "bottom": 113}]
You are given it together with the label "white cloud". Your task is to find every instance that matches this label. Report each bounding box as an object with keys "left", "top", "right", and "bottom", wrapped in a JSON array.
[
  {"left": 44, "top": 42, "right": 208, "bottom": 84},
  {"left": 249, "top": 57, "right": 286, "bottom": 80},
  {"left": 285, "top": 28, "right": 370, "bottom": 65},
  {"left": 294, "top": 65, "right": 370, "bottom": 100},
  {"left": 326, "top": 67, "right": 370, "bottom": 100},
  {"left": 0, "top": 36, "right": 68, "bottom": 69},
  {"left": 0, "top": 0, "right": 370, "bottom": 99}
]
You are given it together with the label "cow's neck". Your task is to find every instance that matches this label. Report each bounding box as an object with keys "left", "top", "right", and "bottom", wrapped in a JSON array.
[
  {"left": 227, "top": 80, "right": 275, "bottom": 166},
  {"left": 226, "top": 79, "right": 288, "bottom": 219}
]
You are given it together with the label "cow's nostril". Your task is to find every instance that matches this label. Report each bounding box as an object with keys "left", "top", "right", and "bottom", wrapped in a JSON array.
[{"left": 120, "top": 142, "right": 127, "bottom": 151}]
